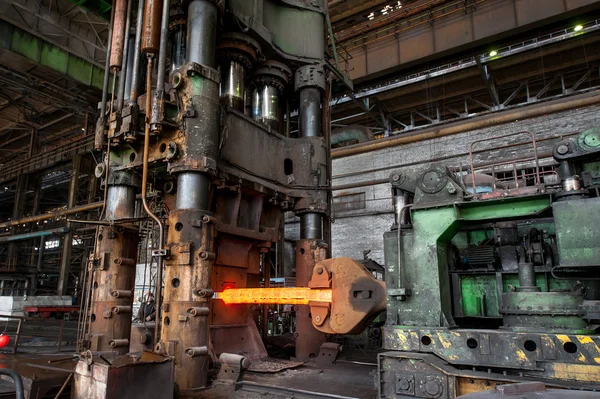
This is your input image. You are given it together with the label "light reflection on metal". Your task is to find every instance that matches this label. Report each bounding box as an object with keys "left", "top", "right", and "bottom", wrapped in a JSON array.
[{"left": 214, "top": 287, "right": 332, "bottom": 305}]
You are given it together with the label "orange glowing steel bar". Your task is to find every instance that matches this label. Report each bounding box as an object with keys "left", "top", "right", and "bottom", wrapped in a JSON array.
[{"left": 214, "top": 287, "right": 332, "bottom": 305}]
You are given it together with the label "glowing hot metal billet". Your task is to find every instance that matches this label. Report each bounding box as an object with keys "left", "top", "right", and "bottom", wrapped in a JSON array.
[
  {"left": 213, "top": 287, "right": 332, "bottom": 305},
  {"left": 214, "top": 257, "right": 387, "bottom": 335}
]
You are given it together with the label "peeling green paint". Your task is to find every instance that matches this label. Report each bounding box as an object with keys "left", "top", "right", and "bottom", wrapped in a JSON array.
[{"left": 0, "top": 20, "right": 110, "bottom": 91}]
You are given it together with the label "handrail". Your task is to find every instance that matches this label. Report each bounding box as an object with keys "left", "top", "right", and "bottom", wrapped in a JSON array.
[{"left": 468, "top": 131, "right": 541, "bottom": 196}]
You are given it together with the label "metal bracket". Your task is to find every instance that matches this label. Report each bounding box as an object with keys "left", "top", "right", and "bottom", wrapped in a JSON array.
[
  {"left": 217, "top": 353, "right": 250, "bottom": 383},
  {"left": 152, "top": 249, "right": 169, "bottom": 257},
  {"left": 315, "top": 342, "right": 341, "bottom": 365}
]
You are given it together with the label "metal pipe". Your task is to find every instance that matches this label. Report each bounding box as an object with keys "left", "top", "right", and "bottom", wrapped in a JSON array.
[
  {"left": 123, "top": 36, "right": 135, "bottom": 101},
  {"left": 0, "top": 228, "right": 68, "bottom": 244},
  {"left": 0, "top": 369, "right": 24, "bottom": 399},
  {"left": 176, "top": 173, "right": 210, "bottom": 210},
  {"left": 99, "top": 140, "right": 111, "bottom": 220},
  {"left": 0, "top": 202, "right": 103, "bottom": 229},
  {"left": 332, "top": 92, "right": 600, "bottom": 159},
  {"left": 116, "top": 0, "right": 133, "bottom": 111},
  {"left": 299, "top": 88, "right": 321, "bottom": 138},
  {"left": 99, "top": 6, "right": 116, "bottom": 119},
  {"left": 141, "top": 56, "right": 165, "bottom": 346},
  {"left": 187, "top": 0, "right": 218, "bottom": 67},
  {"left": 110, "top": 0, "right": 128, "bottom": 70},
  {"left": 141, "top": 0, "right": 162, "bottom": 54},
  {"left": 129, "top": 0, "right": 145, "bottom": 103},
  {"left": 150, "top": 0, "right": 171, "bottom": 131},
  {"left": 170, "top": 23, "right": 187, "bottom": 72}
]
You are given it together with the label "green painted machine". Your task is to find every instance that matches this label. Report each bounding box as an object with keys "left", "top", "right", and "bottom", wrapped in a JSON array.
[{"left": 379, "top": 129, "right": 600, "bottom": 398}]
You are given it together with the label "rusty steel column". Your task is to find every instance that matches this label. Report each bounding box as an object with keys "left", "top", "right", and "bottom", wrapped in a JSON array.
[
  {"left": 87, "top": 168, "right": 140, "bottom": 354},
  {"left": 158, "top": 0, "right": 219, "bottom": 391},
  {"left": 294, "top": 63, "right": 328, "bottom": 361},
  {"left": 295, "top": 240, "right": 328, "bottom": 360}
]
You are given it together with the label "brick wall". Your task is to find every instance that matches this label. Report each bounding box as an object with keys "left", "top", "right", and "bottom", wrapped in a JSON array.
[{"left": 286, "top": 101, "right": 600, "bottom": 264}]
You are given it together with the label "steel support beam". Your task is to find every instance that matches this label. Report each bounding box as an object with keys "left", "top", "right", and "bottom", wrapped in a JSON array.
[
  {"left": 0, "top": 20, "right": 109, "bottom": 90},
  {"left": 6, "top": 174, "right": 28, "bottom": 270},
  {"left": 0, "top": 0, "right": 108, "bottom": 67},
  {"left": 340, "top": 0, "right": 600, "bottom": 81},
  {"left": 57, "top": 155, "right": 81, "bottom": 295}
]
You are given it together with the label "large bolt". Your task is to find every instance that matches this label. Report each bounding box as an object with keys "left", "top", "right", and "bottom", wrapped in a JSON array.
[
  {"left": 316, "top": 267, "right": 324, "bottom": 275},
  {"left": 398, "top": 378, "right": 410, "bottom": 391},
  {"left": 557, "top": 144, "right": 569, "bottom": 155}
]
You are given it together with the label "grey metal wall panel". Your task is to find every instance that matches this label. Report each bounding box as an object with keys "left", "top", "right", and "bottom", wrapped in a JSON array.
[
  {"left": 514, "top": 0, "right": 566, "bottom": 26},
  {"left": 472, "top": 1, "right": 518, "bottom": 41}
]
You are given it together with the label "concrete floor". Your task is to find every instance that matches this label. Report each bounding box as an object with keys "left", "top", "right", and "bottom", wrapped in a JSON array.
[
  {"left": 0, "top": 317, "right": 380, "bottom": 398},
  {"left": 192, "top": 347, "right": 380, "bottom": 399}
]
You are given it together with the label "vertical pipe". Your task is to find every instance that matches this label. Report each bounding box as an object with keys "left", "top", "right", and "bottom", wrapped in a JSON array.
[
  {"left": 150, "top": 0, "right": 171, "bottom": 131},
  {"left": 99, "top": 6, "right": 115, "bottom": 120},
  {"left": 322, "top": 81, "right": 332, "bottom": 258},
  {"left": 117, "top": 0, "right": 133, "bottom": 111},
  {"left": 110, "top": 0, "right": 128, "bottom": 70},
  {"left": 141, "top": 56, "right": 165, "bottom": 346},
  {"left": 123, "top": 37, "right": 135, "bottom": 102},
  {"left": 129, "top": 0, "right": 145, "bottom": 103},
  {"left": 141, "top": 0, "right": 162, "bottom": 54},
  {"left": 171, "top": 23, "right": 187, "bottom": 72},
  {"left": 187, "top": 0, "right": 217, "bottom": 67}
]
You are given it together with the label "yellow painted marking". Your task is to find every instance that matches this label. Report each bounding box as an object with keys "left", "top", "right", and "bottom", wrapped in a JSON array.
[
  {"left": 594, "top": 357, "right": 600, "bottom": 364},
  {"left": 578, "top": 353, "right": 588, "bottom": 363},
  {"left": 515, "top": 349, "right": 528, "bottom": 362},
  {"left": 410, "top": 331, "right": 419, "bottom": 342},
  {"left": 577, "top": 336, "right": 594, "bottom": 344},
  {"left": 551, "top": 363, "right": 600, "bottom": 382},
  {"left": 556, "top": 334, "right": 571, "bottom": 345},
  {"left": 396, "top": 332, "right": 408, "bottom": 348},
  {"left": 437, "top": 332, "right": 452, "bottom": 349}
]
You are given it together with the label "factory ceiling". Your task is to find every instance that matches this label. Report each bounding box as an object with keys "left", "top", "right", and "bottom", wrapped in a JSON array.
[{"left": 0, "top": 0, "right": 599, "bottom": 171}]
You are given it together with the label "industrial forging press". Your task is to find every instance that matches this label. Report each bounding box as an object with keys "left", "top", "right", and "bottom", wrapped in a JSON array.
[
  {"left": 81, "top": 0, "right": 335, "bottom": 396},
  {"left": 74, "top": 0, "right": 600, "bottom": 396}
]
